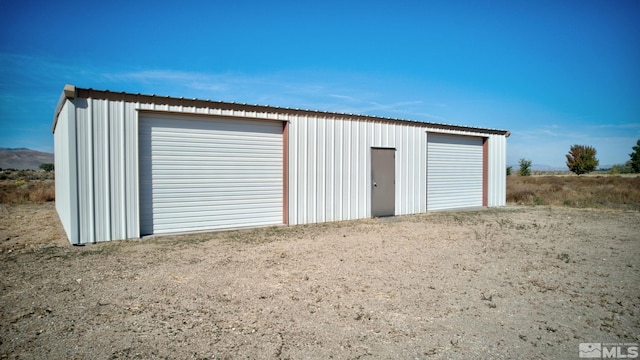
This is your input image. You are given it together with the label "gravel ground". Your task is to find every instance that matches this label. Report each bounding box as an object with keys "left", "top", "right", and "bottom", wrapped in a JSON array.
[{"left": 1, "top": 203, "right": 639, "bottom": 359}]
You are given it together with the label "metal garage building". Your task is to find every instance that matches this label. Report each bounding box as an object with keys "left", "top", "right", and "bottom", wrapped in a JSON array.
[{"left": 53, "top": 84, "right": 509, "bottom": 245}]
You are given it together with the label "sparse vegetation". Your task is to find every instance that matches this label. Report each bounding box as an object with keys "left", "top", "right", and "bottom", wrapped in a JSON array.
[
  {"left": 39, "top": 163, "right": 54, "bottom": 172},
  {"left": 566, "top": 144, "right": 599, "bottom": 175},
  {"left": 0, "top": 168, "right": 55, "bottom": 181},
  {"left": 0, "top": 169, "right": 56, "bottom": 203},
  {"left": 518, "top": 158, "right": 532, "bottom": 176},
  {"left": 0, "top": 180, "right": 55, "bottom": 203},
  {"left": 609, "top": 162, "right": 634, "bottom": 175},
  {"left": 507, "top": 175, "right": 640, "bottom": 210}
]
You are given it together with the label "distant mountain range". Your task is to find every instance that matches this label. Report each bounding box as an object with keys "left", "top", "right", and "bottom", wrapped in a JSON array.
[
  {"left": 530, "top": 164, "right": 566, "bottom": 171},
  {"left": 508, "top": 164, "right": 615, "bottom": 172},
  {"left": 0, "top": 148, "right": 54, "bottom": 170},
  {"left": 508, "top": 164, "right": 564, "bottom": 171}
]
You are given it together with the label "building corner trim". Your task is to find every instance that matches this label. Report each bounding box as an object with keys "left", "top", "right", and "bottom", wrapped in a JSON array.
[{"left": 52, "top": 84, "right": 77, "bottom": 133}]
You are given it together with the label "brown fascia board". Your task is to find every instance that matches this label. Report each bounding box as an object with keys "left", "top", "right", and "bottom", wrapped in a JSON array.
[{"left": 54, "top": 85, "right": 510, "bottom": 137}]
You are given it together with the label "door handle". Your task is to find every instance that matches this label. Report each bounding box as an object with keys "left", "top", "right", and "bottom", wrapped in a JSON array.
[{"left": 373, "top": 182, "right": 377, "bottom": 187}]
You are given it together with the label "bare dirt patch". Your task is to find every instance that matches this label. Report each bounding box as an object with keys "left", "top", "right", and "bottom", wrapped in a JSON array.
[{"left": 1, "top": 204, "right": 639, "bottom": 359}]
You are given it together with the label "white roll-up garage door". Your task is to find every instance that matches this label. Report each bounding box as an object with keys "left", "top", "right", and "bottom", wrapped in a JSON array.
[
  {"left": 139, "top": 113, "right": 283, "bottom": 235},
  {"left": 427, "top": 134, "right": 484, "bottom": 211}
]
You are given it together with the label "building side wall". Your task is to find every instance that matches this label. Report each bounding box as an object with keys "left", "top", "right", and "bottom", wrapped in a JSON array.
[
  {"left": 54, "top": 101, "right": 77, "bottom": 243},
  {"left": 64, "top": 92, "right": 507, "bottom": 243}
]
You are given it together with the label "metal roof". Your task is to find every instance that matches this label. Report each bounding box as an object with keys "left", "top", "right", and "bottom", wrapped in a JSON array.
[{"left": 53, "top": 84, "right": 510, "bottom": 136}]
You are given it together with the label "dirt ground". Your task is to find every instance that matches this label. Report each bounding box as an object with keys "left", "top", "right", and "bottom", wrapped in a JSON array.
[{"left": 1, "top": 203, "right": 638, "bottom": 359}]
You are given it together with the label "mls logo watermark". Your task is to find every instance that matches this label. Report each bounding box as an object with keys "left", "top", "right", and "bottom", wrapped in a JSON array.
[{"left": 579, "top": 343, "right": 638, "bottom": 358}]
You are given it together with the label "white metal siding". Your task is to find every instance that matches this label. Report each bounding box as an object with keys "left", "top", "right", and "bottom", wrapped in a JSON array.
[
  {"left": 427, "top": 134, "right": 483, "bottom": 211},
  {"left": 487, "top": 134, "right": 507, "bottom": 206},
  {"left": 53, "top": 100, "right": 78, "bottom": 242},
  {"left": 287, "top": 117, "right": 429, "bottom": 225},
  {"left": 286, "top": 116, "right": 502, "bottom": 225},
  {"left": 53, "top": 86, "right": 508, "bottom": 244},
  {"left": 69, "top": 97, "right": 140, "bottom": 244},
  {"left": 139, "top": 113, "right": 283, "bottom": 235}
]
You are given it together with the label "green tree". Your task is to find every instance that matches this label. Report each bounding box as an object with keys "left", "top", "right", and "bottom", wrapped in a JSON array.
[
  {"left": 630, "top": 139, "right": 640, "bottom": 173},
  {"left": 566, "top": 145, "right": 598, "bottom": 175},
  {"left": 610, "top": 161, "right": 633, "bottom": 174},
  {"left": 39, "top": 163, "right": 54, "bottom": 172},
  {"left": 506, "top": 166, "right": 512, "bottom": 176},
  {"left": 518, "top": 158, "right": 532, "bottom": 176}
]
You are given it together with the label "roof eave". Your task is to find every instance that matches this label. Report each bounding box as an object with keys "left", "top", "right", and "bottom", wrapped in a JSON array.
[
  {"left": 59, "top": 85, "right": 510, "bottom": 136},
  {"left": 51, "top": 84, "right": 76, "bottom": 133}
]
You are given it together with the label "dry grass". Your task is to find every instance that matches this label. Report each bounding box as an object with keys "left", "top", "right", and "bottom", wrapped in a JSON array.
[
  {"left": 0, "top": 180, "right": 55, "bottom": 204},
  {"left": 3, "top": 173, "right": 639, "bottom": 209},
  {"left": 0, "top": 169, "right": 55, "bottom": 181},
  {"left": 507, "top": 175, "right": 640, "bottom": 210}
]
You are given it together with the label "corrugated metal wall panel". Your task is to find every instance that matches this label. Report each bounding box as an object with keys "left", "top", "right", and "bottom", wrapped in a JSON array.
[
  {"left": 54, "top": 100, "right": 77, "bottom": 242},
  {"left": 105, "top": 99, "right": 139, "bottom": 241},
  {"left": 108, "top": 101, "right": 122, "bottom": 239},
  {"left": 418, "top": 128, "right": 428, "bottom": 213},
  {"left": 398, "top": 126, "right": 409, "bottom": 214},
  {"left": 76, "top": 98, "right": 93, "bottom": 243},
  {"left": 427, "top": 134, "right": 484, "bottom": 211},
  {"left": 138, "top": 113, "right": 283, "bottom": 235},
  {"left": 93, "top": 99, "right": 109, "bottom": 241},
  {"left": 125, "top": 102, "right": 140, "bottom": 239},
  {"left": 66, "top": 97, "right": 140, "bottom": 244},
  {"left": 307, "top": 116, "right": 317, "bottom": 223},
  {"left": 324, "top": 117, "right": 334, "bottom": 222},
  {"left": 357, "top": 120, "right": 369, "bottom": 218},
  {"left": 487, "top": 134, "right": 507, "bottom": 206}
]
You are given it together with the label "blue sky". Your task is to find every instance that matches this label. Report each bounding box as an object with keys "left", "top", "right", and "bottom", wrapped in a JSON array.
[{"left": 1, "top": 0, "right": 638, "bottom": 167}]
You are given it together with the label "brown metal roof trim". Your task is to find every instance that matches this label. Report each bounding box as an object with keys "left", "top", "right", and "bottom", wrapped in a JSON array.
[{"left": 54, "top": 85, "right": 510, "bottom": 136}]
